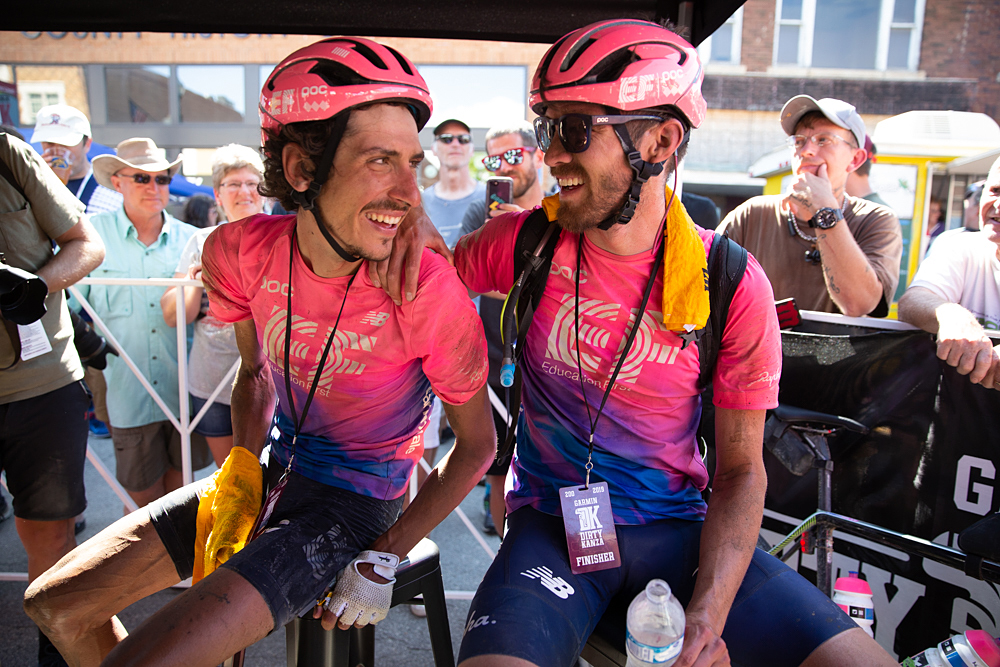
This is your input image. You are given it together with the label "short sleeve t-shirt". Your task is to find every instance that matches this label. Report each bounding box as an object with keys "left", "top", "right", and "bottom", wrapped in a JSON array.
[
  {"left": 175, "top": 226, "right": 239, "bottom": 404},
  {"left": 0, "top": 134, "right": 85, "bottom": 403},
  {"left": 909, "top": 230, "right": 1000, "bottom": 331},
  {"left": 719, "top": 194, "right": 902, "bottom": 315},
  {"left": 455, "top": 211, "right": 781, "bottom": 524},
  {"left": 422, "top": 182, "right": 486, "bottom": 248},
  {"left": 202, "top": 214, "right": 487, "bottom": 500}
]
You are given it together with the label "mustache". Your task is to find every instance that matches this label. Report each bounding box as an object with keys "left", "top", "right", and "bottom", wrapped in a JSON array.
[{"left": 361, "top": 200, "right": 409, "bottom": 214}]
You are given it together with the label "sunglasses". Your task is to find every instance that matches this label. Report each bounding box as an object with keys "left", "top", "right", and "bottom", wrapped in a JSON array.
[
  {"left": 436, "top": 133, "right": 472, "bottom": 145},
  {"left": 533, "top": 113, "right": 663, "bottom": 154},
  {"left": 119, "top": 172, "right": 172, "bottom": 186},
  {"left": 482, "top": 147, "right": 536, "bottom": 172}
]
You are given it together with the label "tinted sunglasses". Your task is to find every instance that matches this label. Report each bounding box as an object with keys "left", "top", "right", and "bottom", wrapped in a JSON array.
[
  {"left": 533, "top": 113, "right": 663, "bottom": 154},
  {"left": 482, "top": 147, "right": 536, "bottom": 172},
  {"left": 436, "top": 133, "right": 472, "bottom": 145},
  {"left": 119, "top": 172, "right": 172, "bottom": 186}
]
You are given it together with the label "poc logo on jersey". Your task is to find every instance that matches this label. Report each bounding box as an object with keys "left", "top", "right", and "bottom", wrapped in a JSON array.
[
  {"left": 260, "top": 276, "right": 294, "bottom": 297},
  {"left": 549, "top": 262, "right": 587, "bottom": 284},
  {"left": 521, "top": 566, "right": 575, "bottom": 599},
  {"left": 360, "top": 311, "right": 390, "bottom": 327}
]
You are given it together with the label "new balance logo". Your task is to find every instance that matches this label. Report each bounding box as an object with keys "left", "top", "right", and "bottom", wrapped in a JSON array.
[
  {"left": 360, "top": 310, "right": 390, "bottom": 326},
  {"left": 520, "top": 567, "right": 575, "bottom": 599}
]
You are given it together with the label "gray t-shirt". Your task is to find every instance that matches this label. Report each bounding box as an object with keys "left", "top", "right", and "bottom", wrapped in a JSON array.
[
  {"left": 422, "top": 182, "right": 486, "bottom": 248},
  {"left": 175, "top": 225, "right": 238, "bottom": 404}
]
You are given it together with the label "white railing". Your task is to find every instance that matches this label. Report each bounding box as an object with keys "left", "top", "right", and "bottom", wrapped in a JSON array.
[{"left": 1, "top": 276, "right": 498, "bottom": 587}]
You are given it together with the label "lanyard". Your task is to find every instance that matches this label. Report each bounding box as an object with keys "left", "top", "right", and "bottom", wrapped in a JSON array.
[
  {"left": 281, "top": 228, "right": 354, "bottom": 472},
  {"left": 573, "top": 232, "right": 664, "bottom": 488}
]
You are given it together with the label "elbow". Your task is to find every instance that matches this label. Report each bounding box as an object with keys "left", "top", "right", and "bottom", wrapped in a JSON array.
[
  {"left": 81, "top": 233, "right": 106, "bottom": 274},
  {"left": 839, "top": 286, "right": 883, "bottom": 318}
]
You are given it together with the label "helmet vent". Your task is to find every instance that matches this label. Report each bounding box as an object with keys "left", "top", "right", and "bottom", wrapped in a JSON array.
[
  {"left": 309, "top": 61, "right": 372, "bottom": 87},
  {"left": 591, "top": 49, "right": 638, "bottom": 84},
  {"left": 342, "top": 39, "right": 389, "bottom": 70},
  {"left": 561, "top": 38, "right": 596, "bottom": 72},
  {"left": 384, "top": 46, "right": 415, "bottom": 75}
]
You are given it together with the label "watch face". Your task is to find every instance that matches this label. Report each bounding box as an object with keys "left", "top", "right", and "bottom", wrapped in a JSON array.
[{"left": 811, "top": 208, "right": 841, "bottom": 229}]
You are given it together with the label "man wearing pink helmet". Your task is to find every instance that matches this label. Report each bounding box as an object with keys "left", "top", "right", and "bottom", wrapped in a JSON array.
[
  {"left": 25, "top": 37, "right": 495, "bottom": 666},
  {"left": 438, "top": 20, "right": 895, "bottom": 667}
]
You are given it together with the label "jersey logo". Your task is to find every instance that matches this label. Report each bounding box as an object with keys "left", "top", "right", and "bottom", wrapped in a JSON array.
[
  {"left": 263, "top": 306, "right": 378, "bottom": 385},
  {"left": 360, "top": 310, "right": 390, "bottom": 327},
  {"left": 544, "top": 295, "right": 680, "bottom": 384},
  {"left": 520, "top": 566, "right": 575, "bottom": 599}
]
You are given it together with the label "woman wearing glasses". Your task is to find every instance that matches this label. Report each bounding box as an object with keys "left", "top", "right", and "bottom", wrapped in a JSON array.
[{"left": 161, "top": 144, "right": 267, "bottom": 466}]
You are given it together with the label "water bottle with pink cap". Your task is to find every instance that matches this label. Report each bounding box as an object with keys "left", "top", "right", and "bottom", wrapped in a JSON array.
[
  {"left": 832, "top": 571, "right": 875, "bottom": 638},
  {"left": 899, "top": 630, "right": 1000, "bottom": 667}
]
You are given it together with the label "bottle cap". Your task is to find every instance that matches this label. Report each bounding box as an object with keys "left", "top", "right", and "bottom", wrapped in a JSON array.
[
  {"left": 965, "top": 630, "right": 1000, "bottom": 667},
  {"left": 834, "top": 571, "right": 873, "bottom": 595}
]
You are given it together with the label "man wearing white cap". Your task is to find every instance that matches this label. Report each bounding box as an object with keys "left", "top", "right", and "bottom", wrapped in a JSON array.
[
  {"left": 76, "top": 138, "right": 209, "bottom": 507},
  {"left": 719, "top": 95, "right": 902, "bottom": 317},
  {"left": 31, "top": 104, "right": 123, "bottom": 216}
]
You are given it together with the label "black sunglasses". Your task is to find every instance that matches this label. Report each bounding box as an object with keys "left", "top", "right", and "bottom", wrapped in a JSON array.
[
  {"left": 120, "top": 172, "right": 172, "bottom": 186},
  {"left": 482, "top": 147, "right": 536, "bottom": 172},
  {"left": 436, "top": 133, "right": 472, "bottom": 145},
  {"left": 533, "top": 113, "right": 663, "bottom": 154}
]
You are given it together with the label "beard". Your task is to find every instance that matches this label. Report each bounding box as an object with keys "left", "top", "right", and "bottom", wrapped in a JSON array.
[
  {"left": 511, "top": 167, "right": 537, "bottom": 200},
  {"left": 554, "top": 166, "right": 632, "bottom": 234}
]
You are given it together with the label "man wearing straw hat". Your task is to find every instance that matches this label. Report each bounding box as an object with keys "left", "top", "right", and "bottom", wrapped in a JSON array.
[{"left": 77, "top": 138, "right": 210, "bottom": 508}]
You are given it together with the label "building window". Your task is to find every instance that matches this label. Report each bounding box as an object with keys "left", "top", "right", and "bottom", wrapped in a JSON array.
[
  {"left": 773, "top": 0, "right": 925, "bottom": 70},
  {"left": 699, "top": 7, "right": 743, "bottom": 65},
  {"left": 416, "top": 65, "right": 526, "bottom": 129},
  {"left": 17, "top": 80, "right": 66, "bottom": 124},
  {"left": 178, "top": 65, "right": 245, "bottom": 123},
  {"left": 106, "top": 66, "right": 171, "bottom": 123}
]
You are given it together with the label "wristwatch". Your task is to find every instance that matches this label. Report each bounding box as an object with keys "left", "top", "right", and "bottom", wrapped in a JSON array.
[{"left": 808, "top": 207, "right": 844, "bottom": 229}]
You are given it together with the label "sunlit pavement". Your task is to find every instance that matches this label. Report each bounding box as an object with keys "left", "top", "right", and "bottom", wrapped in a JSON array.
[{"left": 0, "top": 433, "right": 501, "bottom": 666}]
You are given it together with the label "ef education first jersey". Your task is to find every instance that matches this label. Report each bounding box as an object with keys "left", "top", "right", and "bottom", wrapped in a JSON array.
[
  {"left": 455, "top": 210, "right": 781, "bottom": 524},
  {"left": 202, "top": 214, "right": 487, "bottom": 500}
]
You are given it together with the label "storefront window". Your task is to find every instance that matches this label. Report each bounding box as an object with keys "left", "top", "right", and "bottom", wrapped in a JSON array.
[
  {"left": 177, "top": 65, "right": 244, "bottom": 123},
  {"left": 106, "top": 66, "right": 170, "bottom": 123}
]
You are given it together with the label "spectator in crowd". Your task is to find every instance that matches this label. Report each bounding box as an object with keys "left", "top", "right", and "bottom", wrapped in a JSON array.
[
  {"left": 898, "top": 156, "right": 1000, "bottom": 389},
  {"left": 460, "top": 119, "right": 545, "bottom": 536},
  {"left": 77, "top": 138, "right": 210, "bottom": 508},
  {"left": 161, "top": 144, "right": 265, "bottom": 466},
  {"left": 31, "top": 104, "right": 123, "bottom": 216},
  {"left": 927, "top": 182, "right": 985, "bottom": 251},
  {"left": 25, "top": 36, "right": 493, "bottom": 666},
  {"left": 681, "top": 191, "right": 720, "bottom": 229},
  {"left": 845, "top": 135, "right": 891, "bottom": 209},
  {"left": 417, "top": 119, "right": 485, "bottom": 496},
  {"left": 32, "top": 106, "right": 122, "bottom": 440},
  {"left": 180, "top": 193, "right": 217, "bottom": 229},
  {"left": 0, "top": 131, "right": 105, "bottom": 666},
  {"left": 719, "top": 96, "right": 902, "bottom": 317},
  {"left": 422, "top": 119, "right": 485, "bottom": 247},
  {"left": 926, "top": 196, "right": 944, "bottom": 241}
]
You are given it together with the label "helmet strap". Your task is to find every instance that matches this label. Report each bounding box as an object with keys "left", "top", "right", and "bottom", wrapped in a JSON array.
[
  {"left": 597, "top": 124, "right": 665, "bottom": 231},
  {"left": 288, "top": 112, "right": 361, "bottom": 263}
]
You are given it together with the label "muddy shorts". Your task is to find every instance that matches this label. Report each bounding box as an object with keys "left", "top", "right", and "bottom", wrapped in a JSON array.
[{"left": 148, "top": 462, "right": 402, "bottom": 629}]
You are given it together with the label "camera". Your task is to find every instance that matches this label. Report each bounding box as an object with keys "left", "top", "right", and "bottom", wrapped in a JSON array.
[{"left": 0, "top": 254, "right": 47, "bottom": 325}]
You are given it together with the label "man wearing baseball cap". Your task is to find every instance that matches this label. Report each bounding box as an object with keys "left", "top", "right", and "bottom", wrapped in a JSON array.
[
  {"left": 423, "top": 118, "right": 485, "bottom": 248},
  {"left": 31, "top": 104, "right": 123, "bottom": 216},
  {"left": 719, "top": 95, "right": 902, "bottom": 317},
  {"left": 74, "top": 138, "right": 209, "bottom": 508}
]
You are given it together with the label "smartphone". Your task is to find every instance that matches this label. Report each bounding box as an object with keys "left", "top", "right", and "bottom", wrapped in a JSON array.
[{"left": 486, "top": 177, "right": 514, "bottom": 215}]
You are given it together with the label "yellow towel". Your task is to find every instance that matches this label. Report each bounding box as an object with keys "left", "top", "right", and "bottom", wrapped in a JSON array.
[
  {"left": 539, "top": 187, "right": 709, "bottom": 333},
  {"left": 192, "top": 446, "right": 263, "bottom": 583}
]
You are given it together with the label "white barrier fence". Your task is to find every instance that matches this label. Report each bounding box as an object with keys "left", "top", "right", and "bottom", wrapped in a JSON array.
[{"left": 1, "top": 276, "right": 498, "bottom": 586}]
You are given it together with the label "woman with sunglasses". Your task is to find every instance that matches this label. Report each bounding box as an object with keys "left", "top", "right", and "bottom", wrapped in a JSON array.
[{"left": 160, "top": 144, "right": 266, "bottom": 467}]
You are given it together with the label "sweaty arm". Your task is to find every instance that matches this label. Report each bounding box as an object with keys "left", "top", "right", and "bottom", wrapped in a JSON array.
[
  {"left": 230, "top": 319, "right": 276, "bottom": 456},
  {"left": 674, "top": 407, "right": 767, "bottom": 667},
  {"left": 786, "top": 166, "right": 884, "bottom": 316},
  {"left": 38, "top": 215, "right": 106, "bottom": 293},
  {"left": 898, "top": 286, "right": 1000, "bottom": 387},
  {"left": 318, "top": 385, "right": 496, "bottom": 631}
]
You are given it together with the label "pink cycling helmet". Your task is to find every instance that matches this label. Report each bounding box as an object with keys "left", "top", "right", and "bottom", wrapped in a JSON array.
[
  {"left": 260, "top": 36, "right": 433, "bottom": 145},
  {"left": 529, "top": 19, "right": 706, "bottom": 129}
]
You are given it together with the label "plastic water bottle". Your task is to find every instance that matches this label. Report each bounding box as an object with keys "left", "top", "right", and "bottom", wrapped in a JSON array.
[
  {"left": 625, "top": 579, "right": 685, "bottom": 666},
  {"left": 832, "top": 571, "right": 875, "bottom": 638},
  {"left": 899, "top": 631, "right": 1000, "bottom": 667}
]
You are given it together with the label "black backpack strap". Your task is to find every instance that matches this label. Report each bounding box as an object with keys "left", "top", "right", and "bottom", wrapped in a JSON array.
[
  {"left": 497, "top": 208, "right": 561, "bottom": 461},
  {"left": 696, "top": 233, "right": 748, "bottom": 391}
]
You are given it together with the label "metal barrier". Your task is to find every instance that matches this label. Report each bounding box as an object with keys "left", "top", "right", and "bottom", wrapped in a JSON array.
[{"left": 2, "top": 276, "right": 498, "bottom": 589}]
